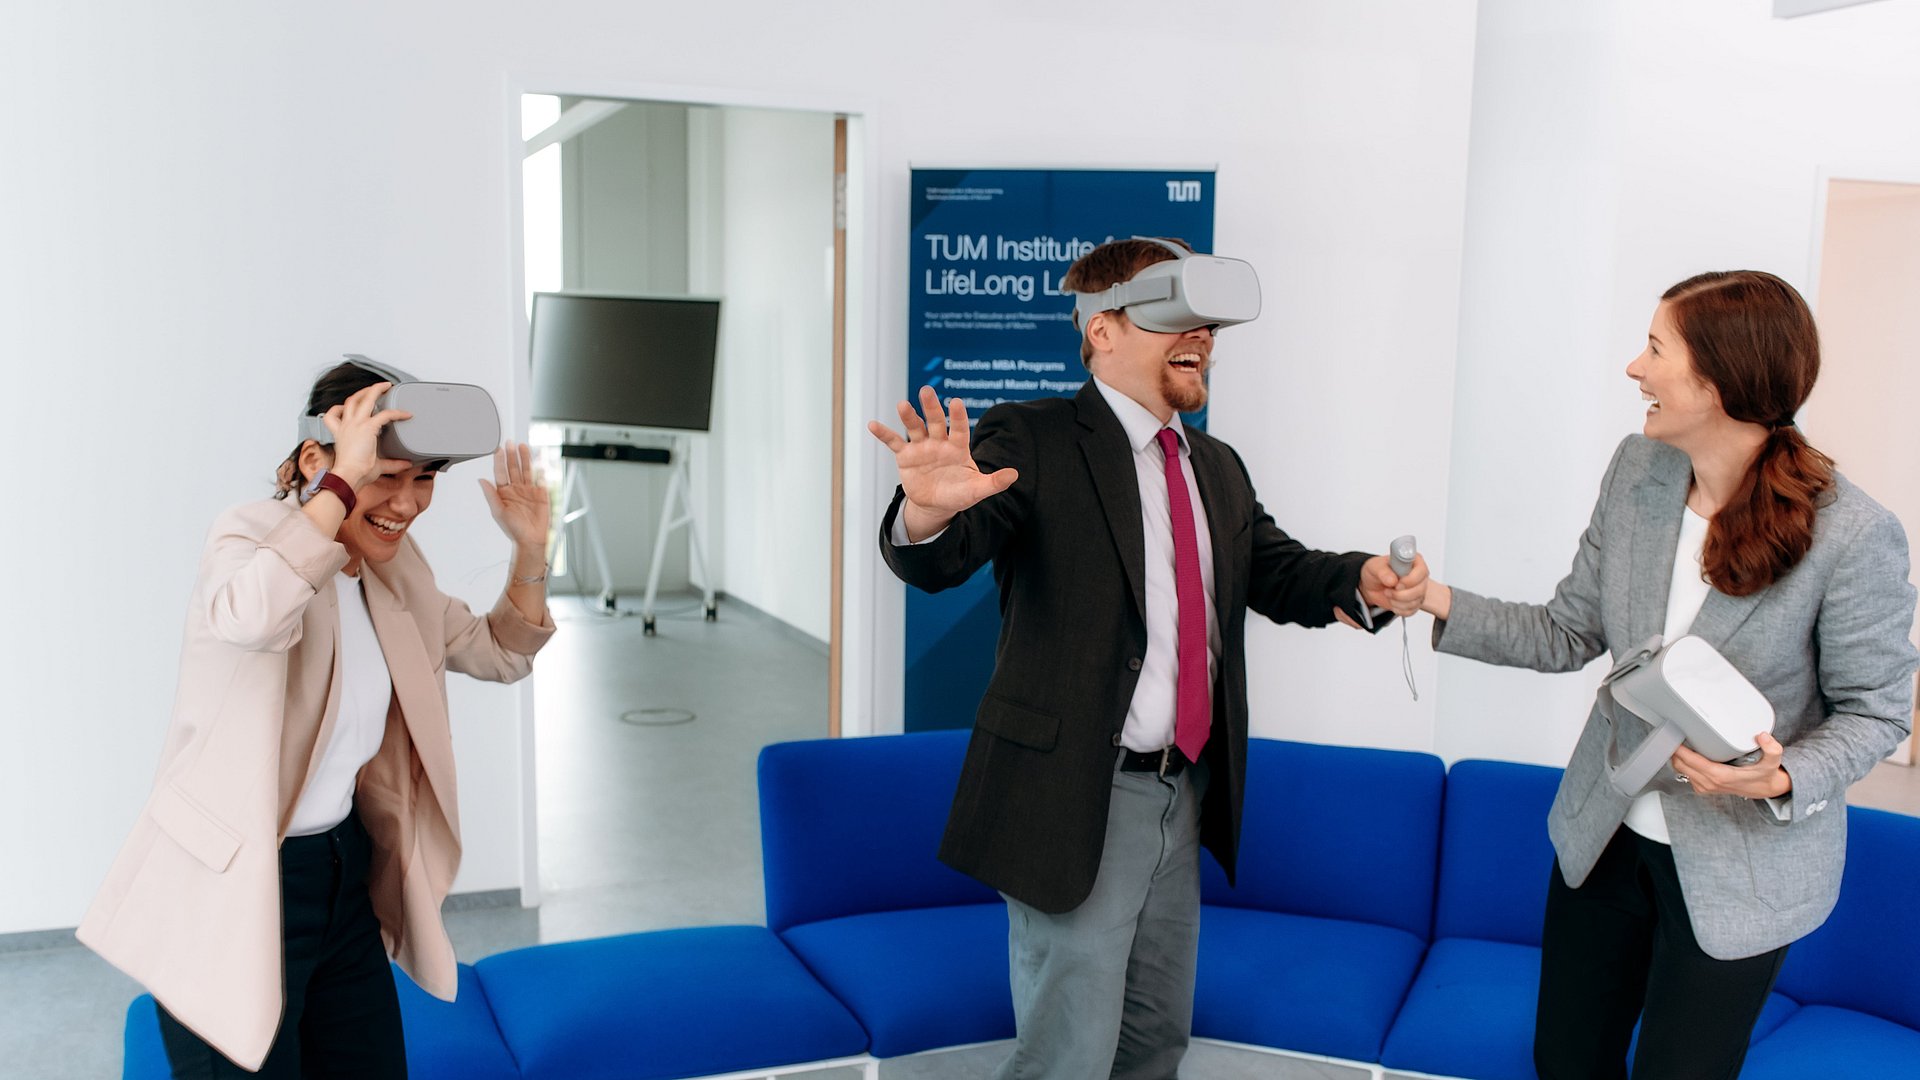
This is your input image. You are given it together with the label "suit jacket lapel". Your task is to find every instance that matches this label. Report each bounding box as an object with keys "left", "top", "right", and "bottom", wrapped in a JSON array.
[
  {"left": 1186, "top": 433, "right": 1237, "bottom": 626},
  {"left": 1627, "top": 450, "right": 1690, "bottom": 646},
  {"left": 360, "top": 570, "right": 460, "bottom": 824},
  {"left": 1076, "top": 383, "right": 1147, "bottom": 622}
]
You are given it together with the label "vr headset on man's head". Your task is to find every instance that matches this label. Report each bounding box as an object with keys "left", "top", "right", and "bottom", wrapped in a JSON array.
[
  {"left": 1071, "top": 237, "right": 1263, "bottom": 334},
  {"left": 297, "top": 354, "right": 501, "bottom": 470}
]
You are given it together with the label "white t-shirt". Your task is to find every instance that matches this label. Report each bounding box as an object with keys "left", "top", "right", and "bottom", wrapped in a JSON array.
[
  {"left": 1622, "top": 506, "right": 1712, "bottom": 845},
  {"left": 285, "top": 573, "right": 394, "bottom": 837}
]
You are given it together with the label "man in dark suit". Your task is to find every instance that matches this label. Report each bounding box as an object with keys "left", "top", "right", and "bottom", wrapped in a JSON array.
[{"left": 870, "top": 237, "right": 1427, "bottom": 1079}]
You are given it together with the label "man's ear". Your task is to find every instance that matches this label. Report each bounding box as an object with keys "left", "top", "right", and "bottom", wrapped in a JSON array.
[
  {"left": 295, "top": 439, "right": 335, "bottom": 487},
  {"left": 1086, "top": 310, "right": 1118, "bottom": 356}
]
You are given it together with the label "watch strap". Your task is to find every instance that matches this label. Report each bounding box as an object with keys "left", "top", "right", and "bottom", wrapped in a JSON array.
[{"left": 306, "top": 470, "right": 357, "bottom": 517}]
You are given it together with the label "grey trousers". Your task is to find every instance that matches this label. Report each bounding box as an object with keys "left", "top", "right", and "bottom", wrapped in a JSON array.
[{"left": 995, "top": 754, "right": 1207, "bottom": 1080}]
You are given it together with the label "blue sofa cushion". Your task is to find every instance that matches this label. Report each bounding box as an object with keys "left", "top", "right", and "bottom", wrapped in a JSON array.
[
  {"left": 1383, "top": 938, "right": 1800, "bottom": 1080},
  {"left": 123, "top": 964, "right": 515, "bottom": 1080},
  {"left": 391, "top": 963, "right": 522, "bottom": 1080},
  {"left": 1193, "top": 905, "right": 1426, "bottom": 1063},
  {"left": 1380, "top": 937, "right": 1541, "bottom": 1080},
  {"left": 1740, "top": 1004, "right": 1920, "bottom": 1079},
  {"left": 475, "top": 926, "right": 869, "bottom": 1080},
  {"left": 780, "top": 902, "right": 1013, "bottom": 1058},
  {"left": 1202, "top": 740, "right": 1445, "bottom": 941},
  {"left": 121, "top": 995, "right": 164, "bottom": 1080},
  {"left": 760, "top": 732, "right": 996, "bottom": 932},
  {"left": 1772, "top": 807, "right": 1920, "bottom": 1033},
  {"left": 1433, "top": 760, "right": 1563, "bottom": 946}
]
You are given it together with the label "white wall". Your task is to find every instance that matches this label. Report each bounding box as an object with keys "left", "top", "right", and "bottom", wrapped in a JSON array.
[
  {"left": 706, "top": 107, "right": 836, "bottom": 644},
  {"left": 1437, "top": 0, "right": 1920, "bottom": 766}
]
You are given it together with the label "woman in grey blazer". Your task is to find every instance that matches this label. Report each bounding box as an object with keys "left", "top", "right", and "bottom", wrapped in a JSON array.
[{"left": 1420, "top": 271, "right": 1917, "bottom": 1079}]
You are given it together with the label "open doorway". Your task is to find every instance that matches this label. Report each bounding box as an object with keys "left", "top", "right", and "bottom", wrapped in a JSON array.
[
  {"left": 508, "top": 92, "right": 864, "bottom": 937},
  {"left": 1805, "top": 176, "right": 1920, "bottom": 801}
]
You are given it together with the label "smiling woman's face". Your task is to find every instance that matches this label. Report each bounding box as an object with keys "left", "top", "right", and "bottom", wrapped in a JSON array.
[
  {"left": 335, "top": 463, "right": 436, "bottom": 572},
  {"left": 1626, "top": 300, "right": 1725, "bottom": 451}
]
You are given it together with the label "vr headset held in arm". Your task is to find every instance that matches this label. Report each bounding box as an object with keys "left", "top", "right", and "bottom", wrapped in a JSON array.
[
  {"left": 1602, "top": 635, "right": 1772, "bottom": 798},
  {"left": 1071, "top": 237, "right": 1263, "bottom": 333},
  {"left": 297, "top": 354, "right": 502, "bottom": 471}
]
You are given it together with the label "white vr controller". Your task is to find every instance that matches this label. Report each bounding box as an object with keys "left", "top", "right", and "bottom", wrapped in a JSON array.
[{"left": 1359, "top": 534, "right": 1418, "bottom": 629}]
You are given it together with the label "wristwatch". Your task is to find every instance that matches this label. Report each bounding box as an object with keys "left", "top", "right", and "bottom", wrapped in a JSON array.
[{"left": 301, "top": 468, "right": 357, "bottom": 517}]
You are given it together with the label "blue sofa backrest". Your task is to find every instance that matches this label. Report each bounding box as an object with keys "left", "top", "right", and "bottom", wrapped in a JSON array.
[
  {"left": 1201, "top": 739, "right": 1445, "bottom": 941},
  {"left": 1432, "top": 760, "right": 1563, "bottom": 946},
  {"left": 760, "top": 731, "right": 998, "bottom": 931},
  {"left": 1773, "top": 806, "right": 1920, "bottom": 1032}
]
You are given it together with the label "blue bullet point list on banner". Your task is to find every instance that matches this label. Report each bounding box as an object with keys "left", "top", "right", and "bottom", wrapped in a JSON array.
[{"left": 904, "top": 168, "right": 1216, "bottom": 732}]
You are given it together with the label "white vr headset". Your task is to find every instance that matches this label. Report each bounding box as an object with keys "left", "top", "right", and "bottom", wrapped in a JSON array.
[
  {"left": 296, "top": 355, "right": 501, "bottom": 470},
  {"left": 1602, "top": 635, "right": 1772, "bottom": 798},
  {"left": 1071, "top": 237, "right": 1263, "bottom": 334}
]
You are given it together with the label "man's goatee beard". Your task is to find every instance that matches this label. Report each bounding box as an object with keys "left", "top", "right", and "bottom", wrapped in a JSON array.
[{"left": 1163, "top": 372, "right": 1208, "bottom": 414}]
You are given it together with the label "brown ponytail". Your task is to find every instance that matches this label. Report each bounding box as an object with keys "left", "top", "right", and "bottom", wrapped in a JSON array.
[{"left": 1662, "top": 271, "right": 1833, "bottom": 596}]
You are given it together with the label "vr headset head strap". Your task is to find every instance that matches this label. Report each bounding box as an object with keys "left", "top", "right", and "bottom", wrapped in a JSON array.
[
  {"left": 1132, "top": 235, "right": 1192, "bottom": 258},
  {"left": 296, "top": 354, "right": 417, "bottom": 445},
  {"left": 1071, "top": 236, "right": 1194, "bottom": 328},
  {"left": 340, "top": 353, "right": 417, "bottom": 386}
]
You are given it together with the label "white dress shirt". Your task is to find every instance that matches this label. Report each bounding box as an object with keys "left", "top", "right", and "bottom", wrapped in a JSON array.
[
  {"left": 1623, "top": 506, "right": 1711, "bottom": 845},
  {"left": 891, "top": 377, "right": 1220, "bottom": 753},
  {"left": 285, "top": 573, "right": 394, "bottom": 836}
]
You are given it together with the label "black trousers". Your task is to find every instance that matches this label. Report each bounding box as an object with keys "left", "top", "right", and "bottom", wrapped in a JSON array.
[
  {"left": 159, "top": 808, "right": 407, "bottom": 1079},
  {"left": 1535, "top": 827, "right": 1787, "bottom": 1080}
]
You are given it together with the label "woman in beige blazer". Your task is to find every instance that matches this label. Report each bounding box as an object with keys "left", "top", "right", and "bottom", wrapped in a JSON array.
[
  {"left": 1420, "top": 272, "right": 1918, "bottom": 1079},
  {"left": 78, "top": 361, "right": 556, "bottom": 1076}
]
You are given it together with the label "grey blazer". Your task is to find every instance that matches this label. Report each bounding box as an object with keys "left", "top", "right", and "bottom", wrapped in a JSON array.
[{"left": 1436, "top": 434, "right": 1917, "bottom": 959}]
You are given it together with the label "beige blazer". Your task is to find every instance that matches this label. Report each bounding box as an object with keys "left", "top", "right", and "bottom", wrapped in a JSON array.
[{"left": 77, "top": 497, "right": 554, "bottom": 1070}]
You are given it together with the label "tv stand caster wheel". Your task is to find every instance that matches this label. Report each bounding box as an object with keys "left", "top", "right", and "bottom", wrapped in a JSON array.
[{"left": 642, "top": 616, "right": 657, "bottom": 636}]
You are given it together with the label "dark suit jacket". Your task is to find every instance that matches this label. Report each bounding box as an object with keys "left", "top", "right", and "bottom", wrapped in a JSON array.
[{"left": 880, "top": 381, "right": 1377, "bottom": 912}]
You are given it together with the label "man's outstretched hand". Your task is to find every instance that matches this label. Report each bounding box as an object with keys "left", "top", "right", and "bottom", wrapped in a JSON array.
[{"left": 869, "top": 386, "right": 1019, "bottom": 541}]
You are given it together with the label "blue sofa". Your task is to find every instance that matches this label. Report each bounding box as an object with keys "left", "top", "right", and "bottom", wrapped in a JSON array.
[
  {"left": 759, "top": 729, "right": 1013, "bottom": 1059},
  {"left": 121, "top": 929, "right": 871, "bottom": 1080},
  {"left": 122, "top": 733, "right": 1920, "bottom": 1079},
  {"left": 1192, "top": 741, "right": 1443, "bottom": 1064}
]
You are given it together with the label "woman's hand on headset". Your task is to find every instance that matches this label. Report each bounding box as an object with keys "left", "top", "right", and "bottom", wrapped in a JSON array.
[
  {"left": 320, "top": 382, "right": 413, "bottom": 490},
  {"left": 1671, "top": 732, "right": 1792, "bottom": 799}
]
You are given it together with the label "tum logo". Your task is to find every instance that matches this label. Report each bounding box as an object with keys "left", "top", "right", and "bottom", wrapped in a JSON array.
[{"left": 1166, "top": 180, "right": 1202, "bottom": 202}]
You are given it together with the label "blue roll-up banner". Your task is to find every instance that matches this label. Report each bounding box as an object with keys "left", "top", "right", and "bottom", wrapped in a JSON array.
[{"left": 903, "top": 167, "right": 1216, "bottom": 732}]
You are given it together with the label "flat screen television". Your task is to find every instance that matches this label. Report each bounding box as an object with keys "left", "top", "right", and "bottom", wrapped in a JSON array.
[{"left": 529, "top": 292, "right": 721, "bottom": 431}]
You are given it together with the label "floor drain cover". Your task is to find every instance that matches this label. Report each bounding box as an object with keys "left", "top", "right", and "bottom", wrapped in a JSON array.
[{"left": 619, "top": 708, "right": 697, "bottom": 726}]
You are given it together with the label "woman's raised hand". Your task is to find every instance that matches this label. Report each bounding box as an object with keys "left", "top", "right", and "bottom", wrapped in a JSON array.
[
  {"left": 479, "top": 442, "right": 551, "bottom": 554},
  {"left": 321, "top": 382, "right": 413, "bottom": 489}
]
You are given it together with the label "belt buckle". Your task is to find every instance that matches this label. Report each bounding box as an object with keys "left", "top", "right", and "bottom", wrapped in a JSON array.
[{"left": 1157, "top": 747, "right": 1173, "bottom": 778}]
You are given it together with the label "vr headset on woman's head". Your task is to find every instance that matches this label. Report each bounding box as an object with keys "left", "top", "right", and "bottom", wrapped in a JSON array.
[
  {"left": 1071, "top": 237, "right": 1263, "bottom": 334},
  {"left": 297, "top": 355, "right": 501, "bottom": 470}
]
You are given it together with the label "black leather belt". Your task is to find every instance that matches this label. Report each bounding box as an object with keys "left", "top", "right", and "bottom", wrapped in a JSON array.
[{"left": 1118, "top": 746, "right": 1189, "bottom": 777}]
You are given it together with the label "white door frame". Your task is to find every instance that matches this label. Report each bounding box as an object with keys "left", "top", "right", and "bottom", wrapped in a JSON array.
[{"left": 501, "top": 74, "right": 885, "bottom": 906}]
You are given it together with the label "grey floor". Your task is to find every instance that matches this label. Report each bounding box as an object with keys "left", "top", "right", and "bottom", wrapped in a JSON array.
[{"left": 7, "top": 597, "right": 1920, "bottom": 1079}]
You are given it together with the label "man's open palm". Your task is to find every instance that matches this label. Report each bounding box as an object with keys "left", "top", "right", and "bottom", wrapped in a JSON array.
[{"left": 868, "top": 386, "right": 1019, "bottom": 528}]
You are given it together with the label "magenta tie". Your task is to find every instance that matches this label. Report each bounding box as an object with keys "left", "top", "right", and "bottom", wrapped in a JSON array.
[{"left": 1156, "top": 428, "right": 1210, "bottom": 763}]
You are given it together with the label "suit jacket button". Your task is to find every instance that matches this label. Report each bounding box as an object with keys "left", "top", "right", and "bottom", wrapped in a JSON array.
[
  {"left": 1127, "top": 658, "right": 1143, "bottom": 671},
  {"left": 1111, "top": 733, "right": 1123, "bottom": 747}
]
